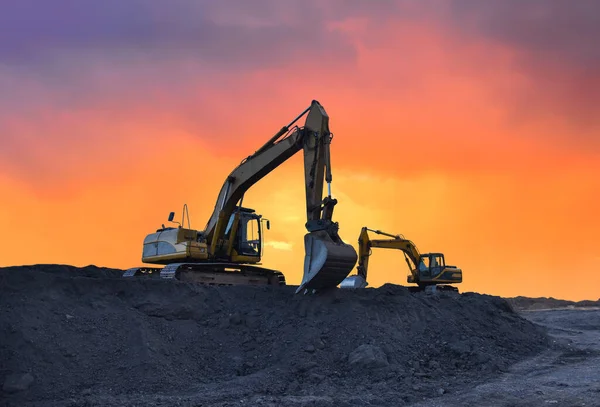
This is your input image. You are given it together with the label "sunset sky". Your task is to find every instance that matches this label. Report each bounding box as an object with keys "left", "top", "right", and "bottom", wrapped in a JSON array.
[{"left": 1, "top": 1, "right": 599, "bottom": 301}]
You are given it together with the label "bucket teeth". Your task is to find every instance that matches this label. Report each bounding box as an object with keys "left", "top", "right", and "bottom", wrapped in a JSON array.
[{"left": 296, "top": 232, "right": 358, "bottom": 294}]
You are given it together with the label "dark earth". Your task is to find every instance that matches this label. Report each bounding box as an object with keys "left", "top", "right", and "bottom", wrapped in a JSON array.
[{"left": 1, "top": 265, "right": 598, "bottom": 406}]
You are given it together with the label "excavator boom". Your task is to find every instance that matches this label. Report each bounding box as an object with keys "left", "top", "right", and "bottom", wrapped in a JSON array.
[{"left": 202, "top": 101, "right": 357, "bottom": 292}]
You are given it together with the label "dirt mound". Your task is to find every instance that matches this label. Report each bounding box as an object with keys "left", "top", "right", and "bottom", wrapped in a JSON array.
[
  {"left": 1, "top": 266, "right": 549, "bottom": 406},
  {"left": 506, "top": 296, "right": 600, "bottom": 311},
  {"left": 1, "top": 264, "right": 124, "bottom": 279}
]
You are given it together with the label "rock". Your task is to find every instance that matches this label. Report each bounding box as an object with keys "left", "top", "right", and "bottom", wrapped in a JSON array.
[
  {"left": 449, "top": 341, "right": 471, "bottom": 355},
  {"left": 429, "top": 360, "right": 440, "bottom": 369},
  {"left": 298, "top": 361, "right": 319, "bottom": 373},
  {"left": 229, "top": 312, "right": 243, "bottom": 325},
  {"left": 286, "top": 380, "right": 301, "bottom": 394},
  {"left": 304, "top": 345, "right": 316, "bottom": 353},
  {"left": 475, "top": 351, "right": 491, "bottom": 364},
  {"left": 3, "top": 373, "right": 34, "bottom": 393},
  {"left": 309, "top": 373, "right": 326, "bottom": 383},
  {"left": 437, "top": 388, "right": 446, "bottom": 395},
  {"left": 245, "top": 317, "right": 260, "bottom": 329},
  {"left": 348, "top": 344, "right": 389, "bottom": 368}
]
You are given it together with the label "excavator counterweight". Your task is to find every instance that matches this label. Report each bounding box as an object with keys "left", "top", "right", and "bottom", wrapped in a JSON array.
[{"left": 124, "top": 101, "right": 358, "bottom": 293}]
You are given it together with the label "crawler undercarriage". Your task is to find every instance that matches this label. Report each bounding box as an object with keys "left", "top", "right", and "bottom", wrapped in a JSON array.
[{"left": 123, "top": 262, "right": 286, "bottom": 286}]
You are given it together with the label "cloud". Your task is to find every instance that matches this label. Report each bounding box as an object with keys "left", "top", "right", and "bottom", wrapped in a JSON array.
[
  {"left": 0, "top": 0, "right": 360, "bottom": 73},
  {"left": 444, "top": 0, "right": 600, "bottom": 130},
  {"left": 4, "top": 0, "right": 597, "bottom": 123},
  {"left": 448, "top": 0, "right": 600, "bottom": 65},
  {"left": 264, "top": 241, "right": 294, "bottom": 251},
  {"left": 1, "top": 0, "right": 599, "bottom": 193},
  {"left": 0, "top": 0, "right": 361, "bottom": 183}
]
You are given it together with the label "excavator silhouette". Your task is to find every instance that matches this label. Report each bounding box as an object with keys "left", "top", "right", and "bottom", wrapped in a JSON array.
[
  {"left": 123, "top": 100, "right": 358, "bottom": 294},
  {"left": 340, "top": 227, "right": 462, "bottom": 291}
]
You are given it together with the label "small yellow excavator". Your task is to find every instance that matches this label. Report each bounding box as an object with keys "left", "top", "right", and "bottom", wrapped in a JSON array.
[
  {"left": 123, "top": 100, "right": 358, "bottom": 294},
  {"left": 340, "top": 227, "right": 462, "bottom": 291}
]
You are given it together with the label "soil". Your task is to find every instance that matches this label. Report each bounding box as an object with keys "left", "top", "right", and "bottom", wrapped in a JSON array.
[
  {"left": 1, "top": 265, "right": 594, "bottom": 406},
  {"left": 411, "top": 307, "right": 600, "bottom": 406}
]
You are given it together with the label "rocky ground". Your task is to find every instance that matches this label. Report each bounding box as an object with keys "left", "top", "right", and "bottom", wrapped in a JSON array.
[
  {"left": 412, "top": 305, "right": 600, "bottom": 406},
  {"left": 0, "top": 265, "right": 596, "bottom": 406}
]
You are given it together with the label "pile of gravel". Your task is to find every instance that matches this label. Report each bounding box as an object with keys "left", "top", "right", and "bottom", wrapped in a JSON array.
[{"left": 1, "top": 265, "right": 549, "bottom": 406}]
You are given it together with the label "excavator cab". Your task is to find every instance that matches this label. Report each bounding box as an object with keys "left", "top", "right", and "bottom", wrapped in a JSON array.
[
  {"left": 416, "top": 253, "right": 444, "bottom": 278},
  {"left": 224, "top": 207, "right": 266, "bottom": 259},
  {"left": 410, "top": 252, "right": 461, "bottom": 285},
  {"left": 428, "top": 253, "right": 445, "bottom": 275}
]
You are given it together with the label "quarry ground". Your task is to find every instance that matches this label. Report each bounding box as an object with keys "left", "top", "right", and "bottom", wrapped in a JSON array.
[
  {"left": 1, "top": 265, "right": 599, "bottom": 407},
  {"left": 413, "top": 305, "right": 600, "bottom": 407}
]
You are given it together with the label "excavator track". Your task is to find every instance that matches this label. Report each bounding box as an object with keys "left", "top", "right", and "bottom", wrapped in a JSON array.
[
  {"left": 408, "top": 285, "right": 459, "bottom": 294},
  {"left": 122, "top": 267, "right": 162, "bottom": 278},
  {"left": 123, "top": 263, "right": 286, "bottom": 286}
]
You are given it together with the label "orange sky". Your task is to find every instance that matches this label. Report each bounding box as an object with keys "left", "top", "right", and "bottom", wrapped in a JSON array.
[{"left": 1, "top": 1, "right": 599, "bottom": 300}]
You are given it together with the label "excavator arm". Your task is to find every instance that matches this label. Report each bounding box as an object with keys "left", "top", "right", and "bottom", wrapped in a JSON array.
[
  {"left": 354, "top": 227, "right": 421, "bottom": 282},
  {"left": 203, "top": 100, "right": 357, "bottom": 293},
  {"left": 343, "top": 227, "right": 421, "bottom": 288}
]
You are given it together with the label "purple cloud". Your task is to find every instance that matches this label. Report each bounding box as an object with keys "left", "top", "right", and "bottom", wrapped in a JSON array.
[
  {"left": 1, "top": 0, "right": 598, "bottom": 190},
  {"left": 446, "top": 0, "right": 600, "bottom": 129},
  {"left": 0, "top": 0, "right": 362, "bottom": 71}
]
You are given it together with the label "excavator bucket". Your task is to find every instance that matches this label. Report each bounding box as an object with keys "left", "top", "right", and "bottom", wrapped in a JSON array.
[{"left": 296, "top": 231, "right": 358, "bottom": 294}]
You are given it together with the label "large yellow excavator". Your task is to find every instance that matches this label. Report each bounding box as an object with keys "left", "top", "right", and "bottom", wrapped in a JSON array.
[
  {"left": 340, "top": 227, "right": 462, "bottom": 291},
  {"left": 123, "top": 100, "right": 358, "bottom": 294}
]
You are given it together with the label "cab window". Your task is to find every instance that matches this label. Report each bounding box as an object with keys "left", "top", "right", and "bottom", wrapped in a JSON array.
[
  {"left": 418, "top": 256, "right": 429, "bottom": 271},
  {"left": 238, "top": 217, "right": 260, "bottom": 256},
  {"left": 225, "top": 214, "right": 235, "bottom": 237},
  {"left": 431, "top": 255, "right": 444, "bottom": 268}
]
